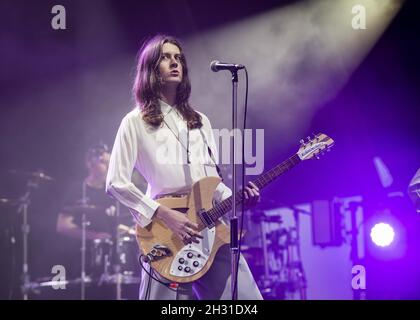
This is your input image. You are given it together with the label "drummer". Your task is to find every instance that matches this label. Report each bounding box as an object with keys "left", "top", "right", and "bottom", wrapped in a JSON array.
[
  {"left": 55, "top": 143, "right": 144, "bottom": 299},
  {"left": 56, "top": 143, "right": 116, "bottom": 240}
]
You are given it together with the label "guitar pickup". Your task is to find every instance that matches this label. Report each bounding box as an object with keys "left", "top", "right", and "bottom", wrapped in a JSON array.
[{"left": 198, "top": 209, "right": 215, "bottom": 229}]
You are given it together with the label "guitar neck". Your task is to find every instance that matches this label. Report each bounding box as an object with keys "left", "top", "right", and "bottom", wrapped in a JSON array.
[{"left": 207, "top": 153, "right": 301, "bottom": 223}]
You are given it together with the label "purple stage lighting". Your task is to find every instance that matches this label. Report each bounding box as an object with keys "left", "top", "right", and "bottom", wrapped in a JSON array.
[{"left": 370, "top": 223, "right": 395, "bottom": 247}]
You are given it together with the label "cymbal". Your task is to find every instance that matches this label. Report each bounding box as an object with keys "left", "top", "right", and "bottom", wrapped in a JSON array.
[
  {"left": 0, "top": 198, "right": 21, "bottom": 207},
  {"left": 61, "top": 203, "right": 105, "bottom": 215},
  {"left": 34, "top": 276, "right": 92, "bottom": 287},
  {"left": 9, "top": 169, "right": 55, "bottom": 182},
  {"left": 117, "top": 224, "right": 136, "bottom": 236}
]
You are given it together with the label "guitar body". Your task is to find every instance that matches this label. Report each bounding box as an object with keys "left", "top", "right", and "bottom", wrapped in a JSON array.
[{"left": 135, "top": 176, "right": 231, "bottom": 283}]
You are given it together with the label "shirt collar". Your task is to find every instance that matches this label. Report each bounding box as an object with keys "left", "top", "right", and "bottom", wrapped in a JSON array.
[{"left": 159, "top": 99, "right": 174, "bottom": 116}]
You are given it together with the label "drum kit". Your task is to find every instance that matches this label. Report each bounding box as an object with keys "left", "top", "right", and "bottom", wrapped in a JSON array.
[
  {"left": 63, "top": 201, "right": 140, "bottom": 300},
  {"left": 2, "top": 168, "right": 308, "bottom": 300},
  {"left": 0, "top": 169, "right": 141, "bottom": 300}
]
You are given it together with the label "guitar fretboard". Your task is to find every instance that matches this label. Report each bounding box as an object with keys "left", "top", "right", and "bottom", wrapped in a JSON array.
[{"left": 205, "top": 153, "right": 301, "bottom": 223}]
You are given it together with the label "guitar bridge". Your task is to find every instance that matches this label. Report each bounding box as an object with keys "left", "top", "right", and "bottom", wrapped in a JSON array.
[{"left": 145, "top": 244, "right": 172, "bottom": 262}]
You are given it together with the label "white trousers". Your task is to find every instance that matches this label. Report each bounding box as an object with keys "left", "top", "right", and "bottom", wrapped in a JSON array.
[{"left": 139, "top": 244, "right": 263, "bottom": 300}]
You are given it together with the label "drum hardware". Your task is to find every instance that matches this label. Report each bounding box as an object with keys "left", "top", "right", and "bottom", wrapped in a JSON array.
[
  {"left": 246, "top": 208, "right": 308, "bottom": 300},
  {"left": 5, "top": 169, "right": 55, "bottom": 300},
  {"left": 8, "top": 169, "right": 55, "bottom": 182},
  {"left": 5, "top": 169, "right": 137, "bottom": 299}
]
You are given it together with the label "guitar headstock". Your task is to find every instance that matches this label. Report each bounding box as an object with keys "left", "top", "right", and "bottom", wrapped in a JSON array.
[{"left": 297, "top": 133, "right": 334, "bottom": 161}]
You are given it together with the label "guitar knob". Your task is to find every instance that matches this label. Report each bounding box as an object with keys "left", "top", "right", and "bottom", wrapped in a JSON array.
[
  {"left": 178, "top": 258, "right": 185, "bottom": 264},
  {"left": 184, "top": 267, "right": 191, "bottom": 273},
  {"left": 178, "top": 266, "right": 183, "bottom": 271},
  {"left": 187, "top": 252, "right": 193, "bottom": 259},
  {"left": 193, "top": 261, "right": 199, "bottom": 267}
]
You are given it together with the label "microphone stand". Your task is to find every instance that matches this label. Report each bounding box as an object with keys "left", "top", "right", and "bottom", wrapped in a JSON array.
[{"left": 230, "top": 69, "right": 239, "bottom": 300}]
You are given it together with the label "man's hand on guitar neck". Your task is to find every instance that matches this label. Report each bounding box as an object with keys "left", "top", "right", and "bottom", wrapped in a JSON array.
[
  {"left": 155, "top": 205, "right": 204, "bottom": 244},
  {"left": 242, "top": 181, "right": 260, "bottom": 209}
]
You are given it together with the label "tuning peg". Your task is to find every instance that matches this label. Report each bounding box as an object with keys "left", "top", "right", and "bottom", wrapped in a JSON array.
[
  {"left": 300, "top": 139, "right": 305, "bottom": 145},
  {"left": 307, "top": 136, "right": 311, "bottom": 141}
]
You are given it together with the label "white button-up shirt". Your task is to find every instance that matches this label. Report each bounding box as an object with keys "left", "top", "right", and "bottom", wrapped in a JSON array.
[{"left": 106, "top": 100, "right": 232, "bottom": 227}]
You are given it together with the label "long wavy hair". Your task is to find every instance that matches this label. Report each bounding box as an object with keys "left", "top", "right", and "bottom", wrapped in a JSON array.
[{"left": 132, "top": 35, "right": 202, "bottom": 129}]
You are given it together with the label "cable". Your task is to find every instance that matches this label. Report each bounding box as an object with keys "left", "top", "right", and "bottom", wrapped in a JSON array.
[
  {"left": 232, "top": 67, "right": 249, "bottom": 299},
  {"left": 138, "top": 255, "right": 177, "bottom": 297},
  {"left": 146, "top": 265, "right": 152, "bottom": 300},
  {"left": 144, "top": 261, "right": 151, "bottom": 300}
]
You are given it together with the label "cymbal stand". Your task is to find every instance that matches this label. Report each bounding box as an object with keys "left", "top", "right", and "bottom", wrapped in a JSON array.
[
  {"left": 80, "top": 181, "right": 90, "bottom": 300},
  {"left": 17, "top": 178, "right": 38, "bottom": 300}
]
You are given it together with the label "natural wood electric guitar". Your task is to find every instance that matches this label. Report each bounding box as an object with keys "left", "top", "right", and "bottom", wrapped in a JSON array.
[{"left": 135, "top": 133, "right": 334, "bottom": 283}]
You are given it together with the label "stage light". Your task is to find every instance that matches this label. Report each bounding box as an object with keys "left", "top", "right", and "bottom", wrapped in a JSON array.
[
  {"left": 184, "top": 0, "right": 404, "bottom": 144},
  {"left": 370, "top": 222, "right": 395, "bottom": 247}
]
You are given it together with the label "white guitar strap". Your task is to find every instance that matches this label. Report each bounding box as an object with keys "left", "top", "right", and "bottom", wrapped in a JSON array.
[{"left": 199, "top": 128, "right": 224, "bottom": 182}]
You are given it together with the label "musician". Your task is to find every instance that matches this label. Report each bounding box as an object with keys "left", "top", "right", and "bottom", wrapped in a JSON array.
[
  {"left": 106, "top": 35, "right": 262, "bottom": 300},
  {"left": 56, "top": 144, "right": 144, "bottom": 299},
  {"left": 56, "top": 144, "right": 115, "bottom": 241}
]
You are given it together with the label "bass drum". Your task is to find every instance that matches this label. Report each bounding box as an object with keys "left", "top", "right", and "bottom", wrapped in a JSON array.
[
  {"left": 116, "top": 235, "right": 141, "bottom": 283},
  {"left": 90, "top": 238, "right": 114, "bottom": 280}
]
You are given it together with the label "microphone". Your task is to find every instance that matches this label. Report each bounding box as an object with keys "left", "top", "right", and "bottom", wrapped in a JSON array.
[{"left": 210, "top": 60, "right": 245, "bottom": 72}]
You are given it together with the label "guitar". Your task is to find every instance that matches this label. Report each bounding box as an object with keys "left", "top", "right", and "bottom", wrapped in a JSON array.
[{"left": 135, "top": 133, "right": 334, "bottom": 283}]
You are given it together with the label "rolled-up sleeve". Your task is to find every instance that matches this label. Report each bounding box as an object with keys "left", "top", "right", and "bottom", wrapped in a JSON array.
[{"left": 106, "top": 115, "right": 160, "bottom": 227}]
